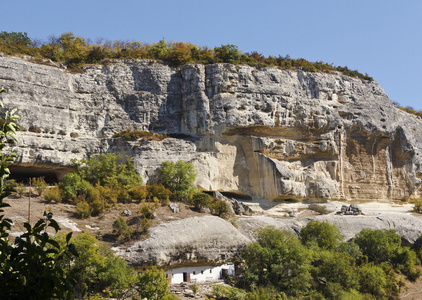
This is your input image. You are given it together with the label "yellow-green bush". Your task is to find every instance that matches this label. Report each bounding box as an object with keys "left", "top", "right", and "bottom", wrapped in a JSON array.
[
  {"left": 146, "top": 183, "right": 172, "bottom": 205},
  {"left": 76, "top": 201, "right": 92, "bottom": 218},
  {"left": 44, "top": 185, "right": 62, "bottom": 203},
  {"left": 130, "top": 185, "right": 148, "bottom": 201}
]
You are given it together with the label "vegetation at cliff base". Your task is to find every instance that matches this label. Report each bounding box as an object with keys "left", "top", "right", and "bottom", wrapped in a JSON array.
[
  {"left": 231, "top": 222, "right": 422, "bottom": 300},
  {"left": 0, "top": 30, "right": 373, "bottom": 80}
]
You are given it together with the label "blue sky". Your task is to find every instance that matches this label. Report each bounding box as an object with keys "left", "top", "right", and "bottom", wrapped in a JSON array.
[{"left": 2, "top": 0, "right": 421, "bottom": 109}]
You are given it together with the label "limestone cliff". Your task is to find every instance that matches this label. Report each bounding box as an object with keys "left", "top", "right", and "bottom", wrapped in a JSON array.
[{"left": 1, "top": 56, "right": 421, "bottom": 201}]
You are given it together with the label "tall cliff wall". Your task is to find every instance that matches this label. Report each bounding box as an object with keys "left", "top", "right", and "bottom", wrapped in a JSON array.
[{"left": 1, "top": 56, "right": 421, "bottom": 201}]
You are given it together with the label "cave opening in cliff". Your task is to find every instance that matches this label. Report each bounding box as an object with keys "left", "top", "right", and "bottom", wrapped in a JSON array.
[
  {"left": 8, "top": 165, "right": 69, "bottom": 184},
  {"left": 203, "top": 191, "right": 252, "bottom": 201}
]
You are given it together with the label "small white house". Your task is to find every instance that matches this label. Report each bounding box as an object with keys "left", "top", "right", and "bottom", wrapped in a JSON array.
[{"left": 166, "top": 263, "right": 235, "bottom": 284}]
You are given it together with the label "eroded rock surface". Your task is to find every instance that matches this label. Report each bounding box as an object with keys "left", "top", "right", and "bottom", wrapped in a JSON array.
[
  {"left": 1, "top": 57, "right": 422, "bottom": 201},
  {"left": 115, "top": 215, "right": 250, "bottom": 266}
]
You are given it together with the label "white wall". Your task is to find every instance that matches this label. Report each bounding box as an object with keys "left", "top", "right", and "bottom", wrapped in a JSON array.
[{"left": 166, "top": 263, "right": 235, "bottom": 284}]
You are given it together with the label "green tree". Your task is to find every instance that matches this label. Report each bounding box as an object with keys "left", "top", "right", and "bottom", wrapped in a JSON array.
[
  {"left": 59, "top": 172, "right": 92, "bottom": 200},
  {"left": 354, "top": 229, "right": 401, "bottom": 264},
  {"left": 157, "top": 160, "right": 196, "bottom": 197},
  {"left": 214, "top": 44, "right": 241, "bottom": 64},
  {"left": 311, "top": 250, "right": 359, "bottom": 295},
  {"left": 54, "top": 232, "right": 136, "bottom": 298},
  {"left": 0, "top": 31, "right": 32, "bottom": 46},
  {"left": 136, "top": 267, "right": 171, "bottom": 300},
  {"left": 241, "top": 226, "right": 312, "bottom": 296},
  {"left": 300, "top": 220, "right": 342, "bottom": 250},
  {"left": 147, "top": 38, "right": 170, "bottom": 60},
  {"left": 358, "top": 264, "right": 387, "bottom": 298}
]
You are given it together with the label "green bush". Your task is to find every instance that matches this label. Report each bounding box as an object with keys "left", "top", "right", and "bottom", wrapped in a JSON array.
[
  {"left": 130, "top": 185, "right": 148, "bottom": 201},
  {"left": 136, "top": 267, "right": 171, "bottom": 300},
  {"left": 212, "top": 285, "right": 245, "bottom": 300},
  {"left": 157, "top": 160, "right": 196, "bottom": 196},
  {"left": 90, "top": 198, "right": 106, "bottom": 216},
  {"left": 75, "top": 201, "right": 92, "bottom": 218},
  {"left": 191, "top": 192, "right": 213, "bottom": 211},
  {"left": 300, "top": 220, "right": 342, "bottom": 250},
  {"left": 212, "top": 198, "right": 231, "bottom": 217},
  {"left": 354, "top": 229, "right": 401, "bottom": 264},
  {"left": 43, "top": 185, "right": 62, "bottom": 203},
  {"left": 358, "top": 264, "right": 387, "bottom": 298},
  {"left": 32, "top": 176, "right": 48, "bottom": 196},
  {"left": 117, "top": 187, "right": 131, "bottom": 203},
  {"left": 241, "top": 227, "right": 312, "bottom": 296},
  {"left": 59, "top": 173, "right": 88, "bottom": 200},
  {"left": 414, "top": 199, "right": 422, "bottom": 213},
  {"left": 139, "top": 203, "right": 155, "bottom": 219},
  {"left": 146, "top": 183, "right": 172, "bottom": 205},
  {"left": 113, "top": 216, "right": 131, "bottom": 239},
  {"left": 53, "top": 232, "right": 136, "bottom": 298}
]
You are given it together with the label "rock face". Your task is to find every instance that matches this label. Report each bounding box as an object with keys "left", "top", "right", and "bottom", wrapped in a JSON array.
[
  {"left": 115, "top": 213, "right": 422, "bottom": 266},
  {"left": 115, "top": 216, "right": 251, "bottom": 266},
  {"left": 1, "top": 56, "right": 422, "bottom": 201}
]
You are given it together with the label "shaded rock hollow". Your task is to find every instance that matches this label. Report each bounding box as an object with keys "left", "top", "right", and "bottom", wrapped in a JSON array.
[{"left": 1, "top": 56, "right": 422, "bottom": 201}]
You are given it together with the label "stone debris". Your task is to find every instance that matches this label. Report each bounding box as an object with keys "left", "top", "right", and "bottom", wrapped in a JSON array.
[
  {"left": 213, "top": 191, "right": 253, "bottom": 215},
  {"left": 122, "top": 209, "right": 131, "bottom": 216},
  {"left": 169, "top": 203, "right": 180, "bottom": 213},
  {"left": 339, "top": 204, "right": 362, "bottom": 215}
]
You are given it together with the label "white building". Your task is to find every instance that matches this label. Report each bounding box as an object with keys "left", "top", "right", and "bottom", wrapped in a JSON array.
[{"left": 166, "top": 263, "right": 235, "bottom": 284}]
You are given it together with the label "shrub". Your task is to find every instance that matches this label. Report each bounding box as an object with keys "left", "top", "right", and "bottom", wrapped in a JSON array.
[
  {"left": 358, "top": 264, "right": 387, "bottom": 298},
  {"left": 354, "top": 229, "right": 401, "bottom": 264},
  {"left": 59, "top": 173, "right": 84, "bottom": 200},
  {"left": 112, "top": 129, "right": 166, "bottom": 141},
  {"left": 138, "top": 216, "right": 152, "bottom": 234},
  {"left": 191, "top": 192, "right": 213, "bottom": 211},
  {"left": 32, "top": 177, "right": 48, "bottom": 196},
  {"left": 76, "top": 201, "right": 92, "bottom": 218},
  {"left": 300, "top": 220, "right": 342, "bottom": 250},
  {"left": 130, "top": 185, "right": 148, "bottom": 201},
  {"left": 146, "top": 183, "right": 172, "bottom": 204},
  {"left": 117, "top": 187, "right": 131, "bottom": 203},
  {"left": 90, "top": 198, "right": 106, "bottom": 216},
  {"left": 15, "top": 182, "right": 25, "bottom": 198},
  {"left": 308, "top": 203, "right": 329, "bottom": 214},
  {"left": 44, "top": 185, "right": 62, "bottom": 203},
  {"left": 157, "top": 160, "right": 196, "bottom": 196},
  {"left": 241, "top": 227, "right": 312, "bottom": 296},
  {"left": 212, "top": 285, "right": 245, "bottom": 300},
  {"left": 53, "top": 232, "right": 136, "bottom": 298},
  {"left": 113, "top": 216, "right": 131, "bottom": 239},
  {"left": 212, "top": 198, "right": 231, "bottom": 217},
  {"left": 214, "top": 44, "right": 241, "bottom": 64},
  {"left": 414, "top": 199, "right": 422, "bottom": 213},
  {"left": 139, "top": 203, "right": 155, "bottom": 219}
]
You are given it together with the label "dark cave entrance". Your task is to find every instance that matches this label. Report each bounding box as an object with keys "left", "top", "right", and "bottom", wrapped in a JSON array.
[{"left": 8, "top": 165, "right": 72, "bottom": 184}]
